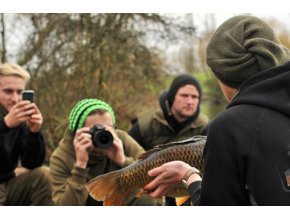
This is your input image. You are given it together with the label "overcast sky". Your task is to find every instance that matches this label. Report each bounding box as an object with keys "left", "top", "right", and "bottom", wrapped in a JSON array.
[
  {"left": 215, "top": 13, "right": 290, "bottom": 26},
  {"left": 1, "top": 0, "right": 289, "bottom": 26},
  {"left": 1, "top": 0, "right": 289, "bottom": 13}
]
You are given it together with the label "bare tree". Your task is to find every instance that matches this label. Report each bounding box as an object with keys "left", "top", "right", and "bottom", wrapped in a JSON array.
[
  {"left": 0, "top": 13, "right": 7, "bottom": 63},
  {"left": 4, "top": 13, "right": 195, "bottom": 159}
]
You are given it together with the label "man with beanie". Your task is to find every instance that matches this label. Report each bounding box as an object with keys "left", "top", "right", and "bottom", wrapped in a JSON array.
[
  {"left": 129, "top": 74, "right": 208, "bottom": 205},
  {"left": 49, "top": 98, "right": 160, "bottom": 206},
  {"left": 143, "top": 15, "right": 290, "bottom": 205},
  {"left": 129, "top": 74, "right": 208, "bottom": 151}
]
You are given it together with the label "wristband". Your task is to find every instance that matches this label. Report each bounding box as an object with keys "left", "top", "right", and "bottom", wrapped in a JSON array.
[{"left": 181, "top": 167, "right": 200, "bottom": 189}]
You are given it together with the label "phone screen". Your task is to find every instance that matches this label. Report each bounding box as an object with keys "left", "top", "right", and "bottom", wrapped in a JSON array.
[{"left": 22, "top": 90, "right": 35, "bottom": 102}]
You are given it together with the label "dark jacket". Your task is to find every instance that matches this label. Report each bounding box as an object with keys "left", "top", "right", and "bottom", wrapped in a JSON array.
[
  {"left": 189, "top": 61, "right": 290, "bottom": 205},
  {"left": 0, "top": 107, "right": 46, "bottom": 183}
]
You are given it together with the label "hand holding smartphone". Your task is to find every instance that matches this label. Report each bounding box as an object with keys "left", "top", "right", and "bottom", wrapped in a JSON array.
[{"left": 22, "top": 90, "right": 35, "bottom": 102}]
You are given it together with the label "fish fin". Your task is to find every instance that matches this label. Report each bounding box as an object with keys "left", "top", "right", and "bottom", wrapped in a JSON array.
[
  {"left": 175, "top": 195, "right": 190, "bottom": 206},
  {"left": 86, "top": 170, "right": 128, "bottom": 206},
  {"left": 138, "top": 135, "right": 206, "bottom": 160},
  {"left": 134, "top": 188, "right": 149, "bottom": 197},
  {"left": 138, "top": 147, "right": 162, "bottom": 160},
  {"left": 103, "top": 194, "right": 127, "bottom": 206}
]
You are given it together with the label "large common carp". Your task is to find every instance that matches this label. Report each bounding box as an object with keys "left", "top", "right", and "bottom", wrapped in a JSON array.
[{"left": 86, "top": 135, "right": 206, "bottom": 205}]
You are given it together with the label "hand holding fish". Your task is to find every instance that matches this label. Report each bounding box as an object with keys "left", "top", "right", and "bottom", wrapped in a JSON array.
[
  {"left": 86, "top": 136, "right": 206, "bottom": 205},
  {"left": 144, "top": 161, "right": 202, "bottom": 198}
]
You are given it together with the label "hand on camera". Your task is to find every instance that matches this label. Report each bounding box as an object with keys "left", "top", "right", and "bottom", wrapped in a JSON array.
[
  {"left": 92, "top": 124, "right": 126, "bottom": 167},
  {"left": 73, "top": 127, "right": 93, "bottom": 169},
  {"left": 105, "top": 125, "right": 126, "bottom": 167}
]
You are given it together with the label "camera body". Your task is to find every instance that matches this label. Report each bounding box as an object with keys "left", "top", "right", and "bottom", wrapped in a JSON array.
[
  {"left": 22, "top": 90, "right": 35, "bottom": 102},
  {"left": 89, "top": 124, "right": 113, "bottom": 148}
]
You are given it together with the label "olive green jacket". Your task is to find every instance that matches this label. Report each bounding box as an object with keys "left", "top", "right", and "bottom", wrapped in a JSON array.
[
  {"left": 49, "top": 128, "right": 145, "bottom": 206},
  {"left": 138, "top": 109, "right": 208, "bottom": 149}
]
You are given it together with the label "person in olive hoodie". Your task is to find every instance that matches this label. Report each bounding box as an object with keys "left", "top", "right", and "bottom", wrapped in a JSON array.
[
  {"left": 0, "top": 63, "right": 52, "bottom": 206},
  {"left": 50, "top": 98, "right": 160, "bottom": 206},
  {"left": 129, "top": 74, "right": 208, "bottom": 151},
  {"left": 129, "top": 74, "right": 208, "bottom": 206},
  {"left": 143, "top": 15, "right": 290, "bottom": 205}
]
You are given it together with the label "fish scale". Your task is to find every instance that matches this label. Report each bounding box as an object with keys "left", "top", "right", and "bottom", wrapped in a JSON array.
[
  {"left": 120, "top": 143, "right": 204, "bottom": 189},
  {"left": 86, "top": 135, "right": 206, "bottom": 205}
]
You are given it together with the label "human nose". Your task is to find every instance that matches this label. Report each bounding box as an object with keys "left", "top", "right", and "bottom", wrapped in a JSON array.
[
  {"left": 11, "top": 92, "right": 20, "bottom": 102},
  {"left": 186, "top": 96, "right": 195, "bottom": 104},
  {"left": 188, "top": 96, "right": 199, "bottom": 105}
]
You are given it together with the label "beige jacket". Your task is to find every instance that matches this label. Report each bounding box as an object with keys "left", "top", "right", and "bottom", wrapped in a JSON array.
[{"left": 49, "top": 128, "right": 146, "bottom": 206}]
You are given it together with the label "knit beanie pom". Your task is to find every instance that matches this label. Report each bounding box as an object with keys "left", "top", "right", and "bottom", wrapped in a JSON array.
[
  {"left": 206, "top": 15, "right": 290, "bottom": 88},
  {"left": 167, "top": 74, "right": 202, "bottom": 105},
  {"left": 69, "top": 98, "right": 115, "bottom": 132}
]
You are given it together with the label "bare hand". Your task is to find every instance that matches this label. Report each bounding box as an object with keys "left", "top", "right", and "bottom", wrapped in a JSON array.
[
  {"left": 93, "top": 125, "right": 125, "bottom": 167},
  {"left": 26, "top": 104, "right": 43, "bottom": 132},
  {"left": 74, "top": 127, "right": 93, "bottom": 169},
  {"left": 4, "top": 101, "right": 36, "bottom": 128},
  {"left": 144, "top": 161, "right": 194, "bottom": 198}
]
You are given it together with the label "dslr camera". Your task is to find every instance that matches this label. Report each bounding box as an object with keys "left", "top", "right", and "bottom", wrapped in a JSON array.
[{"left": 89, "top": 124, "right": 113, "bottom": 148}]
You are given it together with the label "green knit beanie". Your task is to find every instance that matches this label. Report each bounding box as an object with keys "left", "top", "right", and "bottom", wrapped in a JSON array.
[
  {"left": 69, "top": 98, "right": 115, "bottom": 132},
  {"left": 206, "top": 15, "right": 290, "bottom": 88}
]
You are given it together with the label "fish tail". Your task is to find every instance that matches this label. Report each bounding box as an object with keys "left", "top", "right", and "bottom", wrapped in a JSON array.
[
  {"left": 175, "top": 195, "right": 190, "bottom": 206},
  {"left": 86, "top": 170, "right": 129, "bottom": 206}
]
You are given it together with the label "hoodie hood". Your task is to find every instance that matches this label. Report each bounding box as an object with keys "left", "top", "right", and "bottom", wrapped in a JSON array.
[{"left": 228, "top": 61, "right": 290, "bottom": 117}]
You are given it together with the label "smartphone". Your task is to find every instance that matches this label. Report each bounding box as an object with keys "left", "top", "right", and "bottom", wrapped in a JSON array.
[{"left": 22, "top": 90, "right": 35, "bottom": 102}]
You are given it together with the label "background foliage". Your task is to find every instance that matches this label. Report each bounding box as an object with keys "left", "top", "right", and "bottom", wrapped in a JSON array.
[{"left": 1, "top": 13, "right": 289, "bottom": 162}]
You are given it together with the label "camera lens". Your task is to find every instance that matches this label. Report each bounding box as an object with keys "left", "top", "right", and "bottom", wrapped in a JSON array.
[
  {"left": 99, "top": 132, "right": 112, "bottom": 145},
  {"left": 90, "top": 124, "right": 113, "bottom": 148}
]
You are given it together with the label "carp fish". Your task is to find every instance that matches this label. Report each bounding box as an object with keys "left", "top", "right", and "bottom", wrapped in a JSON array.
[{"left": 86, "top": 135, "right": 206, "bottom": 205}]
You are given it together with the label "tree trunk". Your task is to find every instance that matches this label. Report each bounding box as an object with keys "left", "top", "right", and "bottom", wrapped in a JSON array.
[{"left": 0, "top": 13, "right": 7, "bottom": 63}]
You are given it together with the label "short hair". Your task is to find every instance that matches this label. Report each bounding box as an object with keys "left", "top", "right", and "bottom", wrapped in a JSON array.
[{"left": 0, "top": 63, "right": 31, "bottom": 82}]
